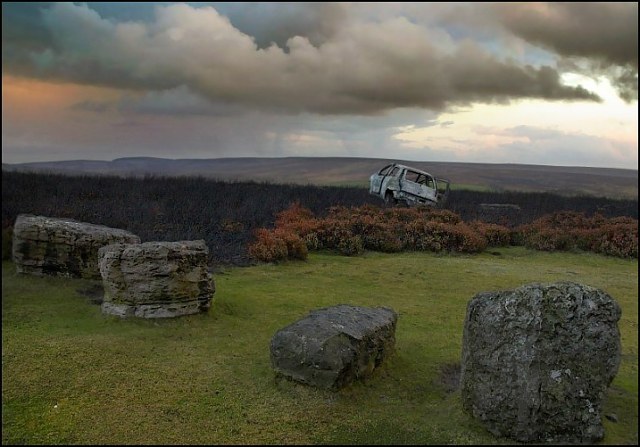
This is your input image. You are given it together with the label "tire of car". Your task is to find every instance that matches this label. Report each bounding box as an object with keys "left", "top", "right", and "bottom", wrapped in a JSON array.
[{"left": 384, "top": 191, "right": 395, "bottom": 206}]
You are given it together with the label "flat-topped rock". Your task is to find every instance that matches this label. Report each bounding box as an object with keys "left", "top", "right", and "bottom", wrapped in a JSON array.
[
  {"left": 460, "top": 281, "right": 621, "bottom": 444},
  {"left": 270, "top": 304, "right": 397, "bottom": 390},
  {"left": 99, "top": 240, "right": 214, "bottom": 318},
  {"left": 12, "top": 214, "right": 140, "bottom": 279}
]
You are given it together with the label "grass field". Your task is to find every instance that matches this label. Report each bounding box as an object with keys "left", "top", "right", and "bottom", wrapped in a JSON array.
[{"left": 2, "top": 248, "right": 638, "bottom": 445}]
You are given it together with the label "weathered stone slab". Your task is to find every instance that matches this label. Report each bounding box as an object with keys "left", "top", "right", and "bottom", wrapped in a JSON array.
[
  {"left": 270, "top": 304, "right": 397, "bottom": 390},
  {"left": 12, "top": 214, "right": 140, "bottom": 279},
  {"left": 99, "top": 240, "right": 214, "bottom": 318},
  {"left": 460, "top": 281, "right": 621, "bottom": 444}
]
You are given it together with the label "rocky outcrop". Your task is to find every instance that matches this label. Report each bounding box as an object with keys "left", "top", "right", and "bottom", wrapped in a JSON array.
[
  {"left": 98, "top": 240, "right": 214, "bottom": 318},
  {"left": 460, "top": 281, "right": 621, "bottom": 444},
  {"left": 12, "top": 214, "right": 140, "bottom": 279},
  {"left": 270, "top": 304, "right": 397, "bottom": 390}
]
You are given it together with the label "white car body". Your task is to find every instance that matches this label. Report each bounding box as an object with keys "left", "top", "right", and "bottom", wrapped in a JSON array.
[{"left": 369, "top": 163, "right": 450, "bottom": 206}]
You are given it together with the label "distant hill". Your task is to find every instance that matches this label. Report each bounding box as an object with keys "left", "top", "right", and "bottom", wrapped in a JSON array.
[{"left": 3, "top": 156, "right": 637, "bottom": 199}]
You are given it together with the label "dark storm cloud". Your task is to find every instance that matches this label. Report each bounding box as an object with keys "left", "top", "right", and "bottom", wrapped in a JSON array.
[
  {"left": 2, "top": 2, "right": 53, "bottom": 75},
  {"left": 116, "top": 86, "right": 247, "bottom": 116},
  {"left": 494, "top": 2, "right": 638, "bottom": 101},
  {"left": 497, "top": 3, "right": 637, "bottom": 69},
  {"left": 3, "top": 2, "right": 602, "bottom": 116},
  {"left": 1, "top": 2, "right": 52, "bottom": 49}
]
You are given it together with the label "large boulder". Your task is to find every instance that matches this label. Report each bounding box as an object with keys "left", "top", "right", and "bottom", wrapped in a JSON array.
[
  {"left": 270, "top": 304, "right": 397, "bottom": 390},
  {"left": 460, "top": 281, "right": 621, "bottom": 443},
  {"left": 12, "top": 214, "right": 140, "bottom": 279},
  {"left": 99, "top": 240, "right": 214, "bottom": 318}
]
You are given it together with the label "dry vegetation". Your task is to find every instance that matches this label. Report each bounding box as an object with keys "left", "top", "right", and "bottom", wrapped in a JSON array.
[
  {"left": 2, "top": 171, "right": 637, "bottom": 266},
  {"left": 249, "top": 203, "right": 638, "bottom": 262}
]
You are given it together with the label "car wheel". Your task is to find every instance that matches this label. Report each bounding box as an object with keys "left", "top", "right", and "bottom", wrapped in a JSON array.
[{"left": 384, "top": 191, "right": 395, "bottom": 206}]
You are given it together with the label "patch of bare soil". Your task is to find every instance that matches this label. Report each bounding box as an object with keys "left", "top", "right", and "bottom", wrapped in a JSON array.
[
  {"left": 436, "top": 362, "right": 461, "bottom": 393},
  {"left": 76, "top": 282, "right": 104, "bottom": 305}
]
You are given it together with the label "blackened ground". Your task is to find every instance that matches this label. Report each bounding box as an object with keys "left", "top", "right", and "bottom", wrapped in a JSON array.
[{"left": 2, "top": 171, "right": 637, "bottom": 266}]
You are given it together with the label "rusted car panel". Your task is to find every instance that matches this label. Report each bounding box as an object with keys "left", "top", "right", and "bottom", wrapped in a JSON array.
[{"left": 369, "top": 163, "right": 450, "bottom": 206}]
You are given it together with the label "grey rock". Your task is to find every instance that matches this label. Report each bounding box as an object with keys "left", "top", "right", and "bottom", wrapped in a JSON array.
[
  {"left": 12, "top": 214, "right": 140, "bottom": 279},
  {"left": 99, "top": 240, "right": 214, "bottom": 318},
  {"left": 460, "top": 281, "right": 621, "bottom": 443},
  {"left": 270, "top": 304, "right": 397, "bottom": 390}
]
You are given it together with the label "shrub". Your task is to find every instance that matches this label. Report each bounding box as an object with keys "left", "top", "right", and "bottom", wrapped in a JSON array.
[
  {"left": 423, "top": 208, "right": 462, "bottom": 224},
  {"left": 275, "top": 203, "right": 321, "bottom": 241},
  {"left": 248, "top": 229, "right": 289, "bottom": 263},
  {"left": 248, "top": 227, "right": 309, "bottom": 263},
  {"left": 468, "top": 221, "right": 512, "bottom": 247},
  {"left": 337, "top": 235, "right": 364, "bottom": 256},
  {"left": 514, "top": 211, "right": 638, "bottom": 258},
  {"left": 453, "top": 223, "right": 489, "bottom": 253},
  {"left": 521, "top": 227, "right": 575, "bottom": 252},
  {"left": 252, "top": 204, "right": 637, "bottom": 262},
  {"left": 315, "top": 218, "right": 353, "bottom": 250},
  {"left": 275, "top": 202, "right": 316, "bottom": 228},
  {"left": 274, "top": 228, "right": 308, "bottom": 260},
  {"left": 350, "top": 214, "right": 404, "bottom": 252},
  {"left": 589, "top": 223, "right": 638, "bottom": 258},
  {"left": 405, "top": 221, "right": 486, "bottom": 253},
  {"left": 303, "top": 232, "right": 320, "bottom": 251}
]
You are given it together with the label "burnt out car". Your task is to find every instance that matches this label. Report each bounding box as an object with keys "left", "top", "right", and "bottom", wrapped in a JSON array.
[{"left": 369, "top": 163, "right": 450, "bottom": 207}]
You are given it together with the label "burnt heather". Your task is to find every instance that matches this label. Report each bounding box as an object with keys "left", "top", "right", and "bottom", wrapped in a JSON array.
[{"left": 2, "top": 171, "right": 637, "bottom": 265}]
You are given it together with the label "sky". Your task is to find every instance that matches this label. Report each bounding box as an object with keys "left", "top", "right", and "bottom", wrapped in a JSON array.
[{"left": 2, "top": 2, "right": 638, "bottom": 169}]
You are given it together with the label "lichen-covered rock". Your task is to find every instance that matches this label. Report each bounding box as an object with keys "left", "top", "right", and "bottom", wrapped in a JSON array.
[
  {"left": 12, "top": 214, "right": 140, "bottom": 279},
  {"left": 270, "top": 304, "right": 397, "bottom": 390},
  {"left": 460, "top": 281, "right": 621, "bottom": 444},
  {"left": 99, "top": 240, "right": 214, "bottom": 318}
]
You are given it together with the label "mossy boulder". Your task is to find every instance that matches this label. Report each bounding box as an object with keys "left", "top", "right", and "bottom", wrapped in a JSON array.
[
  {"left": 12, "top": 214, "right": 140, "bottom": 279},
  {"left": 271, "top": 304, "right": 397, "bottom": 390},
  {"left": 99, "top": 240, "right": 214, "bottom": 318},
  {"left": 460, "top": 281, "right": 621, "bottom": 443}
]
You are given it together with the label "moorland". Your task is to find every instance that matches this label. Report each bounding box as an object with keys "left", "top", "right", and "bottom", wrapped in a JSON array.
[
  {"left": 1, "top": 161, "right": 638, "bottom": 445},
  {"left": 3, "top": 156, "right": 638, "bottom": 198}
]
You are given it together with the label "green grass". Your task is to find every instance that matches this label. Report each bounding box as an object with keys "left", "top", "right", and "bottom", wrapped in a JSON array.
[{"left": 2, "top": 248, "right": 638, "bottom": 444}]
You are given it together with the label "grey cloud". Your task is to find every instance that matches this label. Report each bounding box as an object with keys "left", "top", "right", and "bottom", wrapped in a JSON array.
[
  {"left": 411, "top": 2, "right": 637, "bottom": 101},
  {"left": 610, "top": 66, "right": 639, "bottom": 102},
  {"left": 2, "top": 2, "right": 53, "bottom": 75},
  {"left": 494, "top": 2, "right": 638, "bottom": 101},
  {"left": 496, "top": 3, "right": 637, "bottom": 68},
  {"left": 71, "top": 85, "right": 247, "bottom": 117},
  {"left": 3, "top": 3, "right": 600, "bottom": 115},
  {"left": 117, "top": 86, "right": 246, "bottom": 116},
  {"left": 1, "top": 2, "right": 52, "bottom": 50},
  {"left": 293, "top": 108, "right": 440, "bottom": 135},
  {"left": 2, "top": 2, "right": 349, "bottom": 50}
]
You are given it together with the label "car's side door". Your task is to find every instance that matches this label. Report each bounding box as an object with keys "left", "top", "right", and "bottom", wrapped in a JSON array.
[
  {"left": 381, "top": 166, "right": 401, "bottom": 195},
  {"left": 420, "top": 173, "right": 438, "bottom": 202},
  {"left": 401, "top": 170, "right": 438, "bottom": 203},
  {"left": 401, "top": 170, "right": 424, "bottom": 199}
]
